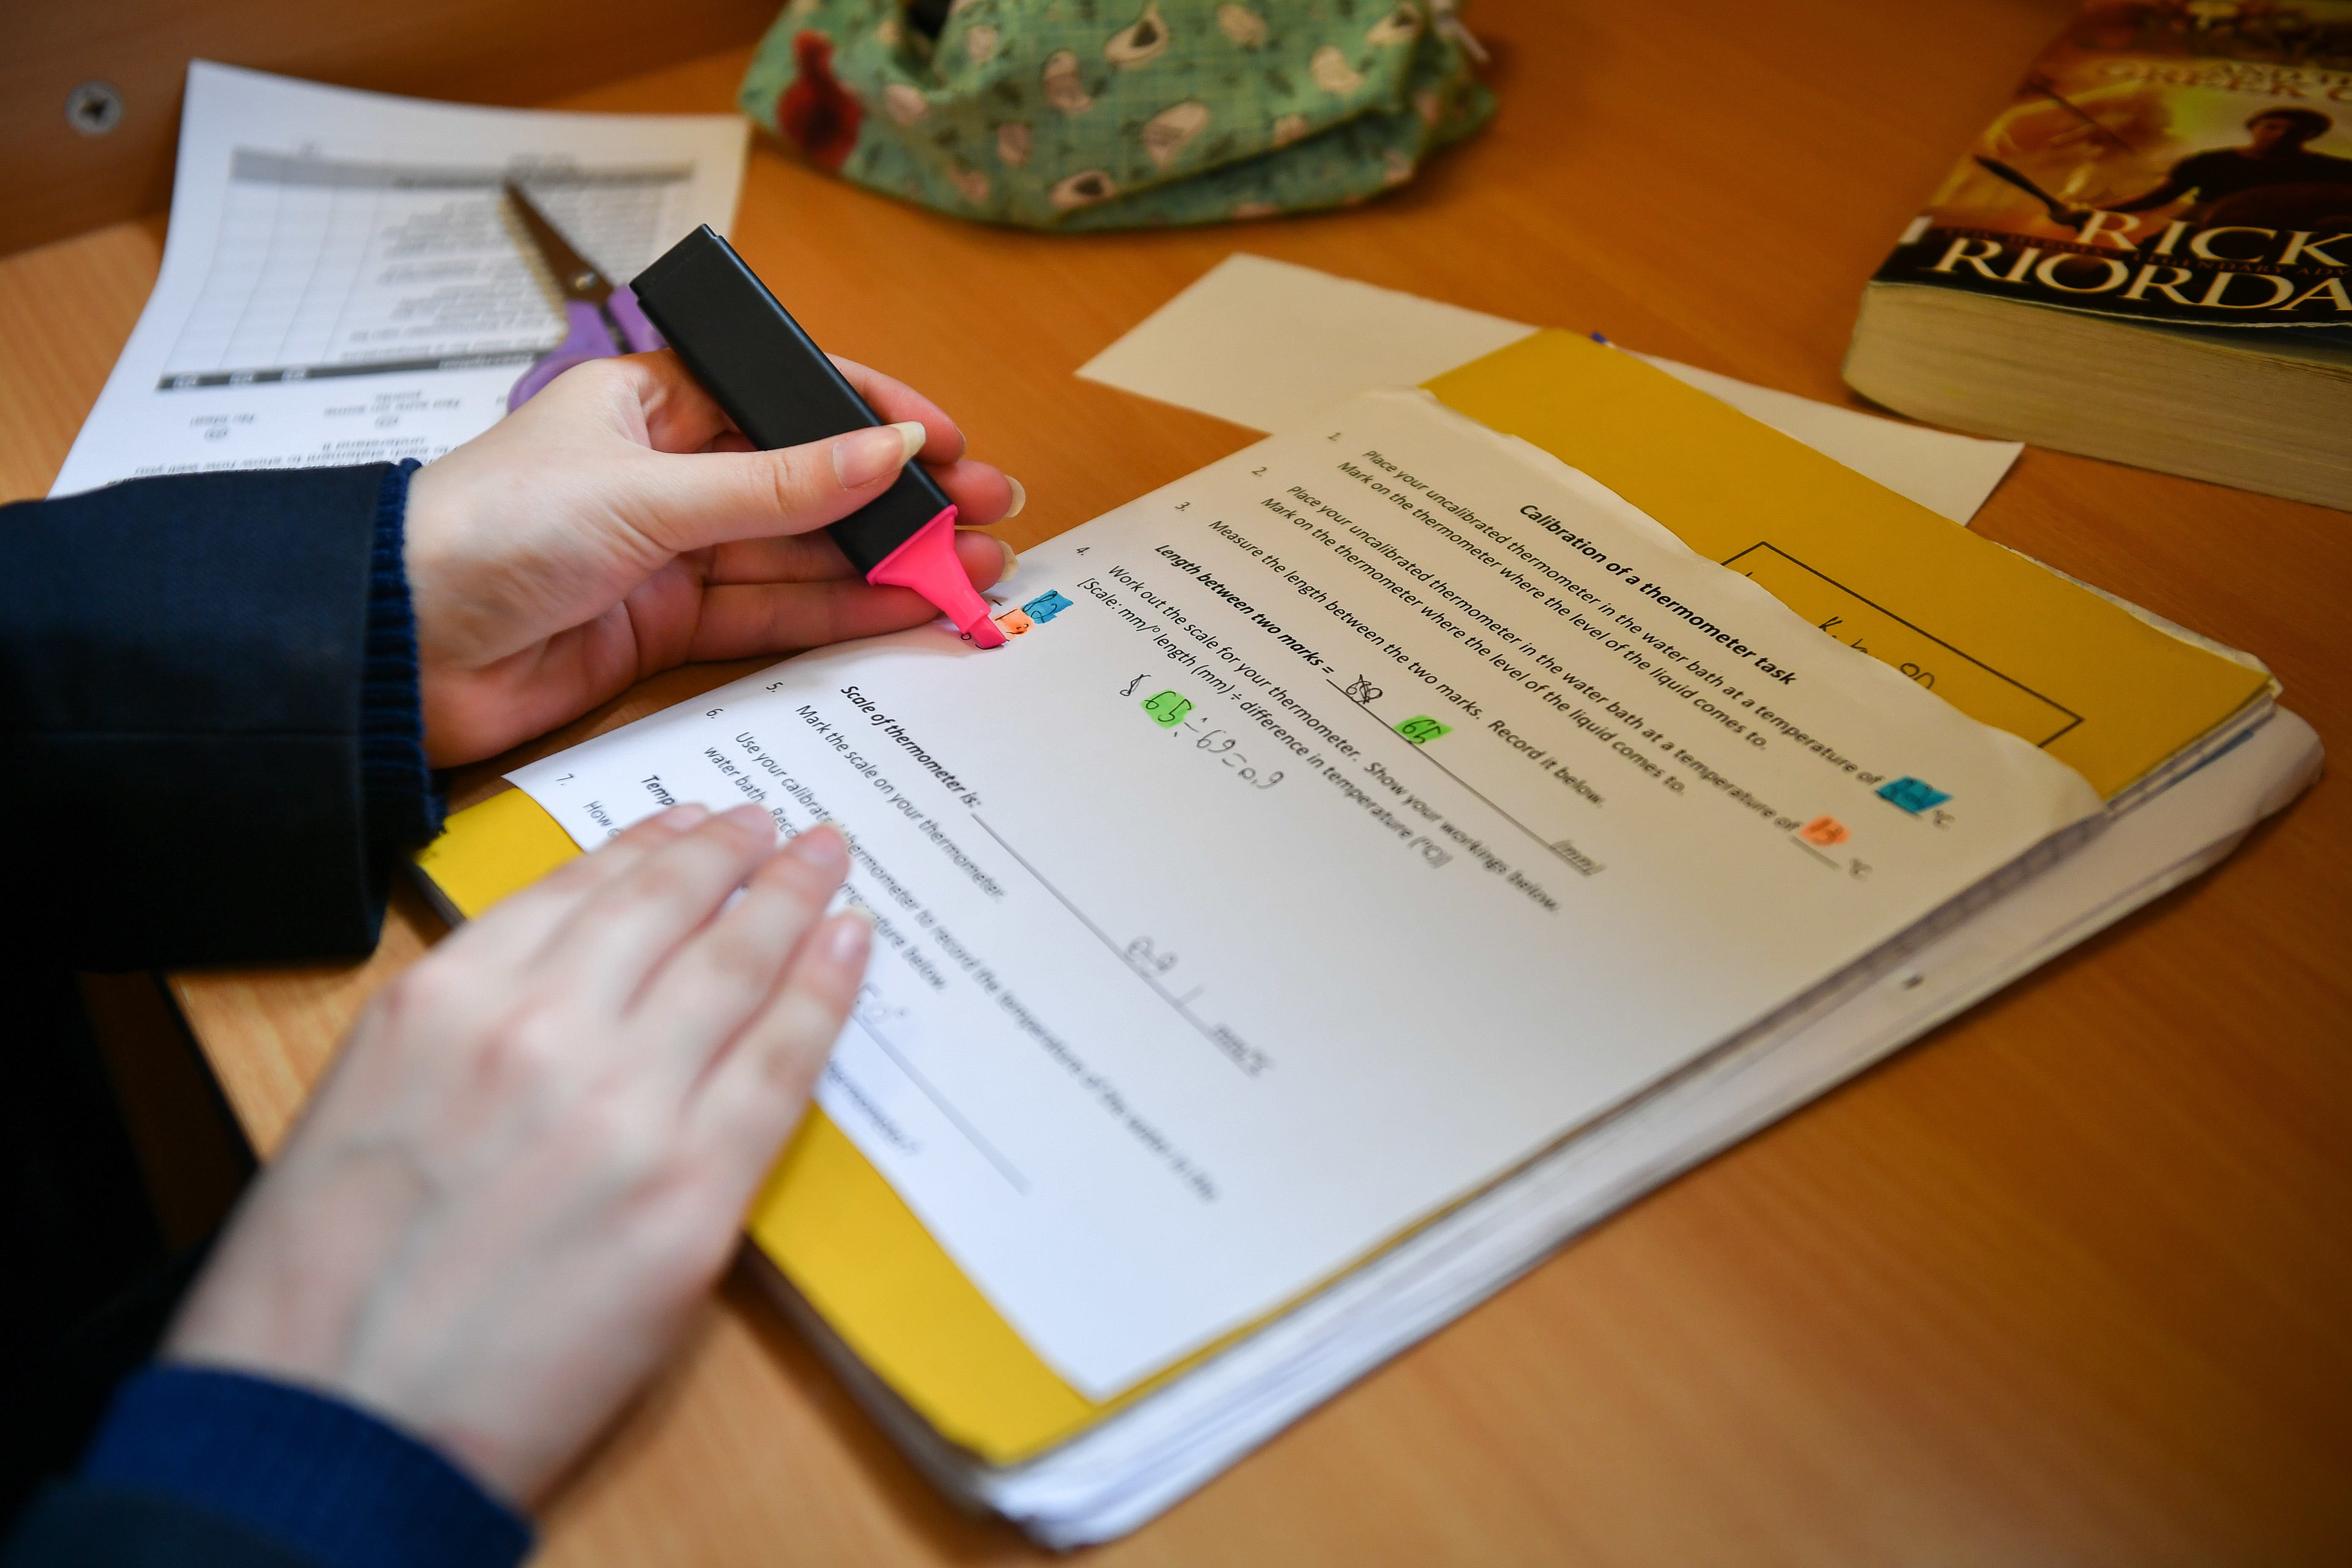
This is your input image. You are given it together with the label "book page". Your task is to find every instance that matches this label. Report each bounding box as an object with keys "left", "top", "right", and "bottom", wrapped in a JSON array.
[
  {"left": 508, "top": 390, "right": 2100, "bottom": 1398},
  {"left": 50, "top": 62, "right": 746, "bottom": 496}
]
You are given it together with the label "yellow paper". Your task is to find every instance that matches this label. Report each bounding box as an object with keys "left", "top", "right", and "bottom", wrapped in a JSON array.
[
  {"left": 411, "top": 787, "right": 583, "bottom": 913},
  {"left": 1423, "top": 332, "right": 2269, "bottom": 800},
  {"left": 747, "top": 1110, "right": 1105, "bottom": 1453}
]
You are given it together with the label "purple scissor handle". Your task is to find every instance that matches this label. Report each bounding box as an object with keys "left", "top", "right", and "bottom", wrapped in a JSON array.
[
  {"left": 602, "top": 285, "right": 662, "bottom": 357},
  {"left": 504, "top": 182, "right": 667, "bottom": 413}
]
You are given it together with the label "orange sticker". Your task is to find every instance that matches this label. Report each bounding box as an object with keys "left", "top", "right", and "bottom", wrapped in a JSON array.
[
  {"left": 996, "top": 609, "right": 1034, "bottom": 637},
  {"left": 1798, "top": 816, "right": 1850, "bottom": 847}
]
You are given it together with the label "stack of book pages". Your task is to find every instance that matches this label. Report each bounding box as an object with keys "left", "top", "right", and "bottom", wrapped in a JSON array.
[{"left": 416, "top": 329, "right": 2318, "bottom": 1546}]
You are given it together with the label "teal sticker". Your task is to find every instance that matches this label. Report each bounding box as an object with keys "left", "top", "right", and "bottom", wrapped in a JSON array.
[
  {"left": 1023, "top": 589, "right": 1074, "bottom": 623},
  {"left": 1878, "top": 776, "right": 1952, "bottom": 813}
]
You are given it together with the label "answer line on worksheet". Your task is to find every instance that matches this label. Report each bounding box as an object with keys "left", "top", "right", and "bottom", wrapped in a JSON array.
[
  {"left": 851, "top": 1014, "right": 1030, "bottom": 1193},
  {"left": 969, "top": 815, "right": 1270, "bottom": 1077},
  {"left": 1323, "top": 678, "right": 1579, "bottom": 870}
]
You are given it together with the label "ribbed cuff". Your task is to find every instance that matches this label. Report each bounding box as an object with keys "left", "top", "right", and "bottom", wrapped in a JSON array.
[
  {"left": 80, "top": 1364, "right": 532, "bottom": 1568},
  {"left": 361, "top": 458, "right": 445, "bottom": 850}
]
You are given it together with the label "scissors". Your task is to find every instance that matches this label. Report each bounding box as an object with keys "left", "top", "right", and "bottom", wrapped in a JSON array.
[{"left": 504, "top": 180, "right": 665, "bottom": 411}]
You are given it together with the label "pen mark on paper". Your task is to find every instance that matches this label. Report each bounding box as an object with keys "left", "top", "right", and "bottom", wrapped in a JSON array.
[{"left": 969, "top": 816, "right": 1273, "bottom": 1078}]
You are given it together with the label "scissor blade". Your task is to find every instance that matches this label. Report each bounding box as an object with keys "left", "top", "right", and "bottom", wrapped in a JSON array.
[{"left": 504, "top": 181, "right": 611, "bottom": 305}]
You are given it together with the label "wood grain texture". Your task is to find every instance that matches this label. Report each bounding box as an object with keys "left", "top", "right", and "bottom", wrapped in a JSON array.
[
  {"left": 0, "top": 0, "right": 778, "bottom": 257},
  {"left": 2, "top": 2, "right": 2347, "bottom": 1560}
]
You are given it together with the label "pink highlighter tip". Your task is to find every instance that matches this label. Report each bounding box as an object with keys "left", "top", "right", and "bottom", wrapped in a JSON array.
[{"left": 863, "top": 507, "right": 1008, "bottom": 649}]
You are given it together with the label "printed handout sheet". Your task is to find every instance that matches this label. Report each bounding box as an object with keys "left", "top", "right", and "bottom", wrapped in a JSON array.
[
  {"left": 509, "top": 390, "right": 2100, "bottom": 1398},
  {"left": 51, "top": 62, "right": 746, "bottom": 496}
]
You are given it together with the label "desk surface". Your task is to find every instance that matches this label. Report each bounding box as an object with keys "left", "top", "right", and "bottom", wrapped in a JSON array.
[{"left": 5, "top": 1, "right": 2349, "bottom": 1560}]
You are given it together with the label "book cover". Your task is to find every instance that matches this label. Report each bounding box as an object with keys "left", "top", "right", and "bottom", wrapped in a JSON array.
[{"left": 1873, "top": 0, "right": 2352, "bottom": 331}]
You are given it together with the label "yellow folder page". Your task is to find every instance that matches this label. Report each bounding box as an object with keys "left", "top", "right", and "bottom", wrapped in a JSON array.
[{"left": 1423, "top": 332, "right": 2270, "bottom": 800}]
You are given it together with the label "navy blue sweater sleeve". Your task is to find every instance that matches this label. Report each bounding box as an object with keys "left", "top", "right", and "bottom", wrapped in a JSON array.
[
  {"left": 0, "top": 463, "right": 443, "bottom": 969},
  {"left": 3, "top": 1366, "right": 531, "bottom": 1568},
  {"left": 3, "top": 1485, "right": 323, "bottom": 1568},
  {"left": 359, "top": 462, "right": 441, "bottom": 855}
]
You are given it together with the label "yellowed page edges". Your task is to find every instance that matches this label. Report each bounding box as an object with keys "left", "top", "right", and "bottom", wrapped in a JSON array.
[{"left": 1422, "top": 332, "right": 2270, "bottom": 800}]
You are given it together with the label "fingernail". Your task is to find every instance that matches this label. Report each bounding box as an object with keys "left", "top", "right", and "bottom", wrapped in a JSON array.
[
  {"left": 722, "top": 802, "right": 776, "bottom": 838},
  {"left": 833, "top": 421, "right": 926, "bottom": 490},
  {"left": 664, "top": 803, "right": 710, "bottom": 830},
  {"left": 996, "top": 538, "right": 1018, "bottom": 580},
  {"left": 825, "top": 910, "right": 874, "bottom": 965},
  {"left": 788, "top": 822, "right": 851, "bottom": 875},
  {"left": 1003, "top": 474, "right": 1027, "bottom": 518}
]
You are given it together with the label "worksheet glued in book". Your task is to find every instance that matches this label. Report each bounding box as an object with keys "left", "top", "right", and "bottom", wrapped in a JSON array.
[{"left": 425, "top": 382, "right": 2145, "bottom": 1461}]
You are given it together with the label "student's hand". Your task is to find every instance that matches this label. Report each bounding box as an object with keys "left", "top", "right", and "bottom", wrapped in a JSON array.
[
  {"left": 403, "top": 351, "right": 1022, "bottom": 766},
  {"left": 164, "top": 805, "right": 868, "bottom": 1505}
]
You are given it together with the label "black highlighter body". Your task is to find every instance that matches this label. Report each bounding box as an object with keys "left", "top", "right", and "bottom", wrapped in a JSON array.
[{"left": 629, "top": 226, "right": 1004, "bottom": 646}]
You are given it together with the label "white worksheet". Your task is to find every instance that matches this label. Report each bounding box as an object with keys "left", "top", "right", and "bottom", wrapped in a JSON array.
[
  {"left": 510, "top": 391, "right": 2099, "bottom": 1397},
  {"left": 51, "top": 62, "right": 746, "bottom": 495}
]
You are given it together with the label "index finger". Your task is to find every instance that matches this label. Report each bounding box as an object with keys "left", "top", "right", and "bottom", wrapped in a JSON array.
[
  {"left": 830, "top": 356, "right": 969, "bottom": 468},
  {"left": 627, "top": 346, "right": 973, "bottom": 472}
]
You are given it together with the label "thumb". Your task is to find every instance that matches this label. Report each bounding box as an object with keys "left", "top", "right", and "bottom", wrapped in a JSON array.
[{"left": 627, "top": 421, "right": 928, "bottom": 553}]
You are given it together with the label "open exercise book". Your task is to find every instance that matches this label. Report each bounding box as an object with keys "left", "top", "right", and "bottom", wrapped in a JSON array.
[{"left": 414, "top": 329, "right": 2316, "bottom": 1545}]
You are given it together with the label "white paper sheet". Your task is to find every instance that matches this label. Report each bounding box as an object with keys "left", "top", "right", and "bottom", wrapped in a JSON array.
[
  {"left": 1077, "top": 256, "right": 1540, "bottom": 437},
  {"left": 964, "top": 713, "right": 2322, "bottom": 1546},
  {"left": 1075, "top": 254, "right": 2025, "bottom": 525},
  {"left": 50, "top": 62, "right": 747, "bottom": 496},
  {"left": 510, "top": 390, "right": 2097, "bottom": 1397}
]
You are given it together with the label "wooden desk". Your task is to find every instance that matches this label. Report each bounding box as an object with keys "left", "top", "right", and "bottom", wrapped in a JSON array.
[{"left": 5, "top": 3, "right": 2348, "bottom": 1559}]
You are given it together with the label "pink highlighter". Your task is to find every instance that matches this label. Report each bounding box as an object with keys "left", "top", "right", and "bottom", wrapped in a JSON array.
[{"left": 629, "top": 227, "right": 1006, "bottom": 648}]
